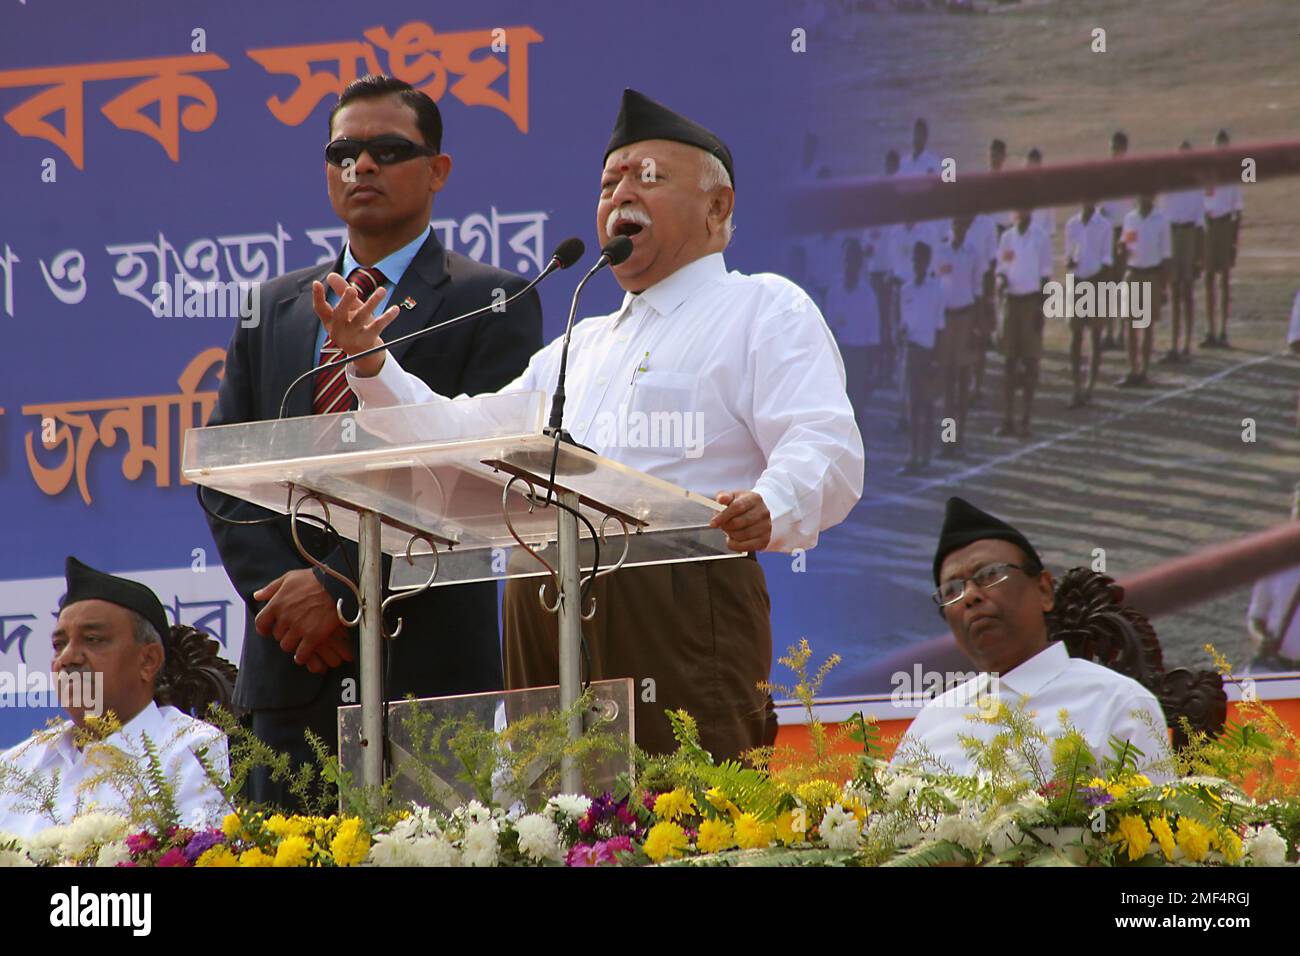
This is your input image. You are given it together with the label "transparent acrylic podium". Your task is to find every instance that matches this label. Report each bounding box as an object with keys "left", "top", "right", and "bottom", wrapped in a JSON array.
[{"left": 183, "top": 391, "right": 739, "bottom": 793}]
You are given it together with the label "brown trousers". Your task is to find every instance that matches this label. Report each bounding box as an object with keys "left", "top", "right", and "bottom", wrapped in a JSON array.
[{"left": 503, "top": 555, "right": 774, "bottom": 761}]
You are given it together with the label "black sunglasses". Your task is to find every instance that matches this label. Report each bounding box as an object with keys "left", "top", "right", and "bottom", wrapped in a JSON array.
[{"left": 325, "top": 135, "right": 435, "bottom": 167}]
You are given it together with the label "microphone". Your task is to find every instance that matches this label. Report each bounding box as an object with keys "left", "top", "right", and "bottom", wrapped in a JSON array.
[
  {"left": 545, "top": 235, "right": 634, "bottom": 439},
  {"left": 278, "top": 236, "right": 586, "bottom": 419}
]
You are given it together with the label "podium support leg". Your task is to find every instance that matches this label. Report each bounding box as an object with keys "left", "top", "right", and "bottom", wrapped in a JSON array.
[
  {"left": 557, "top": 490, "right": 583, "bottom": 794},
  {"left": 358, "top": 509, "right": 385, "bottom": 790}
]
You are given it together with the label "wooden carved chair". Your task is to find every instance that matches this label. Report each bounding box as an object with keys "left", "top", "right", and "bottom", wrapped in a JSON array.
[
  {"left": 1046, "top": 568, "right": 1227, "bottom": 749},
  {"left": 153, "top": 624, "right": 240, "bottom": 722}
]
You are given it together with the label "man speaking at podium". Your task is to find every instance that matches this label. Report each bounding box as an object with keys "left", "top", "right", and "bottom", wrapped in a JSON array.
[
  {"left": 326, "top": 89, "right": 864, "bottom": 761},
  {"left": 203, "top": 75, "right": 542, "bottom": 807}
]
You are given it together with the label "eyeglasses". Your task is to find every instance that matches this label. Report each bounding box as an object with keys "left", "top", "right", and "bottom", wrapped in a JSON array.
[
  {"left": 325, "top": 135, "right": 435, "bottom": 167},
  {"left": 933, "top": 562, "right": 1032, "bottom": 608}
]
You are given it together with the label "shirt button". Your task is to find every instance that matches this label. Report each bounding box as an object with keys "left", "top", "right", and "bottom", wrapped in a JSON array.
[
  {"left": 576, "top": 422, "right": 588, "bottom": 431},
  {"left": 596, "top": 376, "right": 607, "bottom": 386}
]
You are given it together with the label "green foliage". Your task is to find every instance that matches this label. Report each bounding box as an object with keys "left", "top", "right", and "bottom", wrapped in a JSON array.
[{"left": 881, "top": 839, "right": 970, "bottom": 868}]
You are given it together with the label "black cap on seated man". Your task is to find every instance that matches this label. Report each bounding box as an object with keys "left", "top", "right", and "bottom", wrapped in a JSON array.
[
  {"left": 891, "top": 497, "right": 1171, "bottom": 780},
  {"left": 55, "top": 556, "right": 171, "bottom": 727}
]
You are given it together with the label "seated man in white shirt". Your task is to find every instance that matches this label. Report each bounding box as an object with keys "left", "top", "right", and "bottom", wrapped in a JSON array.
[
  {"left": 0, "top": 558, "right": 229, "bottom": 836},
  {"left": 892, "top": 497, "right": 1171, "bottom": 782},
  {"left": 314, "top": 88, "right": 865, "bottom": 761}
]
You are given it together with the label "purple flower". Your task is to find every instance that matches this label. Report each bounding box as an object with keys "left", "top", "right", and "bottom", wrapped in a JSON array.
[
  {"left": 125, "top": 832, "right": 158, "bottom": 856},
  {"left": 156, "top": 847, "right": 189, "bottom": 867},
  {"left": 600, "top": 835, "right": 633, "bottom": 863},
  {"left": 566, "top": 843, "right": 600, "bottom": 867},
  {"left": 183, "top": 829, "right": 224, "bottom": 863},
  {"left": 615, "top": 802, "right": 637, "bottom": 827},
  {"left": 1081, "top": 788, "right": 1114, "bottom": 808}
]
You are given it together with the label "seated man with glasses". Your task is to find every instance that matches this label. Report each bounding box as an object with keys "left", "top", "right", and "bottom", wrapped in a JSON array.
[{"left": 891, "top": 496, "right": 1171, "bottom": 781}]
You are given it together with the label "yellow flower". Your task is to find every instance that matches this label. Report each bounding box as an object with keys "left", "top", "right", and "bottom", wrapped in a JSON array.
[
  {"left": 264, "top": 814, "right": 309, "bottom": 839},
  {"left": 1211, "top": 828, "right": 1243, "bottom": 864},
  {"left": 1149, "top": 815, "right": 1176, "bottom": 861},
  {"left": 1110, "top": 815, "right": 1152, "bottom": 862},
  {"left": 1175, "top": 818, "right": 1212, "bottom": 863},
  {"left": 238, "top": 847, "right": 274, "bottom": 868},
  {"left": 643, "top": 822, "right": 688, "bottom": 862},
  {"left": 795, "top": 780, "right": 841, "bottom": 821},
  {"left": 704, "top": 787, "right": 740, "bottom": 818},
  {"left": 221, "top": 813, "right": 244, "bottom": 840},
  {"left": 1129, "top": 774, "right": 1152, "bottom": 789},
  {"left": 843, "top": 795, "right": 868, "bottom": 824},
  {"left": 653, "top": 788, "right": 697, "bottom": 823},
  {"left": 696, "top": 818, "right": 735, "bottom": 854},
  {"left": 734, "top": 813, "right": 775, "bottom": 850},
  {"left": 273, "top": 835, "right": 312, "bottom": 868},
  {"left": 330, "top": 818, "right": 371, "bottom": 867},
  {"left": 196, "top": 846, "right": 240, "bottom": 868},
  {"left": 774, "top": 809, "right": 805, "bottom": 846}
]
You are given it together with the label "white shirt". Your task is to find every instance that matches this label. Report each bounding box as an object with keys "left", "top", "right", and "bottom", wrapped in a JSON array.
[
  {"left": 824, "top": 276, "right": 880, "bottom": 347},
  {"left": 936, "top": 235, "right": 983, "bottom": 310},
  {"left": 349, "top": 253, "right": 865, "bottom": 552},
  {"left": 996, "top": 225, "right": 1049, "bottom": 295},
  {"left": 1248, "top": 564, "right": 1300, "bottom": 659},
  {"left": 1122, "top": 208, "right": 1173, "bottom": 269},
  {"left": 891, "top": 222, "right": 944, "bottom": 283},
  {"left": 1204, "top": 182, "right": 1244, "bottom": 219},
  {"left": 900, "top": 148, "right": 942, "bottom": 177},
  {"left": 0, "top": 702, "right": 228, "bottom": 837},
  {"left": 967, "top": 214, "right": 1000, "bottom": 268},
  {"left": 898, "top": 275, "right": 946, "bottom": 349},
  {"left": 1064, "top": 211, "right": 1115, "bottom": 280},
  {"left": 892, "top": 641, "right": 1172, "bottom": 782},
  {"left": 863, "top": 226, "right": 891, "bottom": 275},
  {"left": 1162, "top": 188, "right": 1205, "bottom": 227},
  {"left": 1030, "top": 206, "right": 1056, "bottom": 238},
  {"left": 1101, "top": 196, "right": 1134, "bottom": 228}
]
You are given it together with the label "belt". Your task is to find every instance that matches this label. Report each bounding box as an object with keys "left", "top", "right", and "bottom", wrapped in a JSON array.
[
  {"left": 1171, "top": 221, "right": 1198, "bottom": 229},
  {"left": 1207, "top": 212, "right": 1233, "bottom": 222}
]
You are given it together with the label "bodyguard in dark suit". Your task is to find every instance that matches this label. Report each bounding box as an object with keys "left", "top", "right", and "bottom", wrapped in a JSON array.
[{"left": 203, "top": 75, "right": 542, "bottom": 808}]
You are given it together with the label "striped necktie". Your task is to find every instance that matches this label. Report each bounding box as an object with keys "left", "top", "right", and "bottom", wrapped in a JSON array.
[{"left": 314, "top": 265, "right": 388, "bottom": 415}]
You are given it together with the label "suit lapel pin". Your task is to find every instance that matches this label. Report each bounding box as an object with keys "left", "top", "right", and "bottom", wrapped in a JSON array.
[{"left": 401, "top": 296, "right": 417, "bottom": 310}]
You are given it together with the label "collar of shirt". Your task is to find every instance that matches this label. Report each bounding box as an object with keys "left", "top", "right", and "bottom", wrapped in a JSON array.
[
  {"left": 320, "top": 225, "right": 432, "bottom": 355},
  {"left": 39, "top": 700, "right": 167, "bottom": 770},
  {"left": 998, "top": 640, "right": 1069, "bottom": 697},
  {"left": 611, "top": 253, "right": 727, "bottom": 328}
]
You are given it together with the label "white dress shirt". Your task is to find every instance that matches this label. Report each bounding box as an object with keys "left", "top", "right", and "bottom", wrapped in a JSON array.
[
  {"left": 936, "top": 235, "right": 983, "bottom": 310},
  {"left": 863, "top": 226, "right": 891, "bottom": 274},
  {"left": 1248, "top": 566, "right": 1300, "bottom": 659},
  {"left": 996, "top": 226, "right": 1049, "bottom": 295},
  {"left": 1064, "top": 211, "right": 1115, "bottom": 280},
  {"left": 0, "top": 702, "right": 228, "bottom": 837},
  {"left": 967, "top": 214, "right": 1000, "bottom": 268},
  {"left": 1204, "top": 182, "right": 1244, "bottom": 219},
  {"left": 1030, "top": 206, "right": 1056, "bottom": 238},
  {"left": 900, "top": 148, "right": 942, "bottom": 177},
  {"left": 898, "top": 275, "right": 946, "bottom": 349},
  {"left": 1101, "top": 196, "right": 1134, "bottom": 228},
  {"left": 891, "top": 222, "right": 944, "bottom": 283},
  {"left": 1122, "top": 208, "right": 1173, "bottom": 269},
  {"left": 1161, "top": 188, "right": 1205, "bottom": 227},
  {"left": 348, "top": 253, "right": 865, "bottom": 552},
  {"left": 892, "top": 641, "right": 1172, "bottom": 782},
  {"left": 824, "top": 276, "right": 881, "bottom": 347}
]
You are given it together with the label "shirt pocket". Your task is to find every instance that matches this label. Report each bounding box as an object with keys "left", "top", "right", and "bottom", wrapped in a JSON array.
[{"left": 626, "top": 371, "right": 702, "bottom": 461}]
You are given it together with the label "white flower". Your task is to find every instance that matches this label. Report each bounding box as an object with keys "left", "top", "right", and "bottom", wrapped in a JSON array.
[
  {"left": 23, "top": 825, "right": 69, "bottom": 864},
  {"left": 983, "top": 811, "right": 1024, "bottom": 855},
  {"left": 0, "top": 833, "right": 34, "bottom": 868},
  {"left": 409, "top": 834, "right": 459, "bottom": 867},
  {"left": 390, "top": 805, "right": 441, "bottom": 842},
  {"left": 1244, "top": 825, "right": 1288, "bottom": 867},
  {"left": 366, "top": 833, "right": 416, "bottom": 867},
  {"left": 461, "top": 820, "right": 499, "bottom": 867},
  {"left": 62, "top": 812, "right": 130, "bottom": 859},
  {"left": 935, "top": 807, "right": 983, "bottom": 853},
  {"left": 884, "top": 774, "right": 921, "bottom": 804},
  {"left": 820, "top": 804, "right": 862, "bottom": 851},
  {"left": 1016, "top": 790, "right": 1048, "bottom": 813},
  {"left": 95, "top": 840, "right": 132, "bottom": 868},
  {"left": 546, "top": 794, "right": 592, "bottom": 822},
  {"left": 514, "top": 814, "right": 562, "bottom": 862}
]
